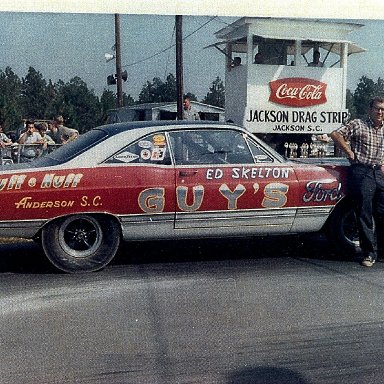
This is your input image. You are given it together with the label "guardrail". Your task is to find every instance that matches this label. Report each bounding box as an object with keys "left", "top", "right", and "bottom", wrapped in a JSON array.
[{"left": 0, "top": 143, "right": 62, "bottom": 165}]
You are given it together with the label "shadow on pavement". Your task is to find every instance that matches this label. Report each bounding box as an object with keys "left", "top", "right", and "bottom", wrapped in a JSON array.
[
  {"left": 0, "top": 232, "right": 357, "bottom": 274},
  {"left": 226, "top": 366, "right": 310, "bottom": 384},
  {"left": 113, "top": 232, "right": 356, "bottom": 267},
  {"left": 0, "top": 238, "right": 56, "bottom": 274}
]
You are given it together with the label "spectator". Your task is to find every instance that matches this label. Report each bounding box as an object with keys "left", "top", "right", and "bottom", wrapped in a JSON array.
[
  {"left": 18, "top": 121, "right": 43, "bottom": 144},
  {"left": 47, "top": 120, "right": 55, "bottom": 135},
  {"left": 183, "top": 97, "right": 200, "bottom": 120},
  {"left": 254, "top": 52, "right": 264, "bottom": 64},
  {"left": 0, "top": 124, "right": 13, "bottom": 148},
  {"left": 51, "top": 115, "right": 79, "bottom": 144},
  {"left": 308, "top": 50, "right": 324, "bottom": 67},
  {"left": 37, "top": 122, "right": 55, "bottom": 150},
  {"left": 18, "top": 120, "right": 43, "bottom": 162}
]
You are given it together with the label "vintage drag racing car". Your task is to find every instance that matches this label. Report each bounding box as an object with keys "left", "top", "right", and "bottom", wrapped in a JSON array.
[{"left": 0, "top": 121, "right": 356, "bottom": 273}]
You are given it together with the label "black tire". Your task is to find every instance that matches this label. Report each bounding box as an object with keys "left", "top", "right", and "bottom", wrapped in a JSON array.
[
  {"left": 41, "top": 214, "right": 121, "bottom": 273},
  {"left": 326, "top": 200, "right": 360, "bottom": 255}
]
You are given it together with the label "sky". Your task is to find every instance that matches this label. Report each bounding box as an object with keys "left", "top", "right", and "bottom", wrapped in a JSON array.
[
  {"left": 0, "top": 12, "right": 235, "bottom": 100},
  {"left": 0, "top": 11, "right": 382, "bottom": 102}
]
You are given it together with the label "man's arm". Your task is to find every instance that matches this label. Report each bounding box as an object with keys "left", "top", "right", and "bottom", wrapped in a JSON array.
[
  {"left": 61, "top": 127, "right": 79, "bottom": 143},
  {"left": 330, "top": 131, "right": 354, "bottom": 161},
  {"left": 18, "top": 132, "right": 27, "bottom": 144}
]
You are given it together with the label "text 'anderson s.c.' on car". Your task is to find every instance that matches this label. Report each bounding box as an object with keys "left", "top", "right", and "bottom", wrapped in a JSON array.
[{"left": 0, "top": 120, "right": 355, "bottom": 273}]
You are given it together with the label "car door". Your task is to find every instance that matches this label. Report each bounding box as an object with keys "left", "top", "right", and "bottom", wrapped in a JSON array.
[
  {"left": 168, "top": 128, "right": 299, "bottom": 236},
  {"left": 102, "top": 131, "right": 176, "bottom": 240}
]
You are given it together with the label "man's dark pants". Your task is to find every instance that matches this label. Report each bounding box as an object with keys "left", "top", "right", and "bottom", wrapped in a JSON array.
[{"left": 348, "top": 163, "right": 384, "bottom": 259}]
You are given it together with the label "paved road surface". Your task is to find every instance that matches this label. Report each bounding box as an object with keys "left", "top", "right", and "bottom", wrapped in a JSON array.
[{"left": 1, "top": 235, "right": 384, "bottom": 383}]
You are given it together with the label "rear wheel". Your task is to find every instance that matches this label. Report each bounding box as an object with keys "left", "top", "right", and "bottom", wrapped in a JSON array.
[
  {"left": 41, "top": 214, "right": 121, "bottom": 273},
  {"left": 327, "top": 201, "right": 360, "bottom": 256}
]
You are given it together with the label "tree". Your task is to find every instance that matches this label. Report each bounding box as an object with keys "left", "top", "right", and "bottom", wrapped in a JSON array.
[
  {"left": 353, "top": 76, "right": 384, "bottom": 118},
  {"left": 122, "top": 93, "right": 135, "bottom": 107},
  {"left": 48, "top": 77, "right": 102, "bottom": 133},
  {"left": 21, "top": 67, "right": 49, "bottom": 119},
  {"left": 184, "top": 92, "right": 197, "bottom": 101},
  {"left": 202, "top": 76, "right": 225, "bottom": 108},
  {"left": 100, "top": 89, "right": 117, "bottom": 122},
  {"left": 0, "top": 67, "right": 23, "bottom": 131},
  {"left": 345, "top": 89, "right": 357, "bottom": 120},
  {"left": 138, "top": 73, "right": 177, "bottom": 103}
]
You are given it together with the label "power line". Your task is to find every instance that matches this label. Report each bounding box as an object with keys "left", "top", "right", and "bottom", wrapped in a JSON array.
[{"left": 122, "top": 16, "right": 217, "bottom": 69}]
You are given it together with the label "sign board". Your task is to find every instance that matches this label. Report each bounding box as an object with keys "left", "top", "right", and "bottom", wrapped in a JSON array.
[{"left": 226, "top": 65, "right": 349, "bottom": 134}]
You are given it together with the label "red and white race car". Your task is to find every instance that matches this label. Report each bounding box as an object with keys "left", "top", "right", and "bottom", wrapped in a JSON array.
[{"left": 0, "top": 121, "right": 356, "bottom": 272}]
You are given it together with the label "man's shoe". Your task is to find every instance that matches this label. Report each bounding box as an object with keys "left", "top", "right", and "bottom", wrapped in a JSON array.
[{"left": 361, "top": 256, "right": 376, "bottom": 267}]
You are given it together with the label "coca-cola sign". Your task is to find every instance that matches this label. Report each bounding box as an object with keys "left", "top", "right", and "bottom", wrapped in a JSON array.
[{"left": 269, "top": 77, "right": 327, "bottom": 107}]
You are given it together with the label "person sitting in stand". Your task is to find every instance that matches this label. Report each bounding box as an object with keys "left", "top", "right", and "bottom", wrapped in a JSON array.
[
  {"left": 18, "top": 120, "right": 43, "bottom": 144},
  {"left": 47, "top": 120, "right": 55, "bottom": 135},
  {"left": 0, "top": 124, "right": 13, "bottom": 148},
  {"left": 18, "top": 120, "right": 44, "bottom": 162},
  {"left": 308, "top": 50, "right": 324, "bottom": 67},
  {"left": 51, "top": 115, "right": 79, "bottom": 144},
  {"left": 36, "top": 122, "right": 55, "bottom": 152}
]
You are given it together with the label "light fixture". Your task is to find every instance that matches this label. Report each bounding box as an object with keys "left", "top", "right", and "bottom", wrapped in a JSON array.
[{"left": 105, "top": 53, "right": 115, "bottom": 63}]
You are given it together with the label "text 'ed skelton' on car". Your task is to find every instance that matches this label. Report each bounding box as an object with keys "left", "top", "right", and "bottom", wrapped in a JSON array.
[{"left": 0, "top": 120, "right": 356, "bottom": 273}]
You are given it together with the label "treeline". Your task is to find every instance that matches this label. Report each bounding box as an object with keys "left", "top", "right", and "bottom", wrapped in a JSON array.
[
  {"left": 1, "top": 63, "right": 377, "bottom": 134},
  {"left": 0, "top": 67, "right": 225, "bottom": 134},
  {"left": 346, "top": 76, "right": 384, "bottom": 120}
]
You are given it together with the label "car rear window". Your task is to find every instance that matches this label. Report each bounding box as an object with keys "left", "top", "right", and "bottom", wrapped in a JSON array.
[{"left": 32, "top": 129, "right": 108, "bottom": 166}]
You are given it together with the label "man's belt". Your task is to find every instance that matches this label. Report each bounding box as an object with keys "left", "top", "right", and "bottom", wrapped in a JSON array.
[{"left": 353, "top": 162, "right": 382, "bottom": 170}]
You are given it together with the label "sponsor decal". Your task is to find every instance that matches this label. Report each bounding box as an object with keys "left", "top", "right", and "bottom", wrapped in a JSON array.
[
  {"left": 138, "top": 140, "right": 152, "bottom": 149},
  {"left": 15, "top": 197, "right": 75, "bottom": 209},
  {"left": 303, "top": 181, "right": 342, "bottom": 202},
  {"left": 141, "top": 149, "right": 151, "bottom": 160},
  {"left": 269, "top": 77, "right": 327, "bottom": 107},
  {"left": 0, "top": 173, "right": 83, "bottom": 191},
  {"left": 152, "top": 134, "right": 166, "bottom": 146},
  {"left": 206, "top": 167, "right": 292, "bottom": 180},
  {"left": 80, "top": 196, "right": 102, "bottom": 207},
  {"left": 14, "top": 194, "right": 103, "bottom": 209},
  {"left": 138, "top": 183, "right": 289, "bottom": 213},
  {"left": 151, "top": 147, "right": 166, "bottom": 161},
  {"left": 114, "top": 151, "right": 139, "bottom": 163}
]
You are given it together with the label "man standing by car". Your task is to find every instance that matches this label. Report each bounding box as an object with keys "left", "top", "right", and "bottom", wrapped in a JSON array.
[
  {"left": 51, "top": 115, "right": 79, "bottom": 144},
  {"left": 331, "top": 97, "right": 384, "bottom": 267},
  {"left": 183, "top": 97, "right": 200, "bottom": 120}
]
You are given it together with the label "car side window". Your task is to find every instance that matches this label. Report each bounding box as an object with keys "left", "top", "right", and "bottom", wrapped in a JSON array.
[
  {"left": 104, "top": 132, "right": 171, "bottom": 165},
  {"left": 168, "top": 129, "right": 255, "bottom": 165},
  {"left": 247, "top": 139, "right": 274, "bottom": 163}
]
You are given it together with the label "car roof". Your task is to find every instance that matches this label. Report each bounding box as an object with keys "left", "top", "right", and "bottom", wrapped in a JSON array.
[{"left": 97, "top": 120, "right": 241, "bottom": 137}]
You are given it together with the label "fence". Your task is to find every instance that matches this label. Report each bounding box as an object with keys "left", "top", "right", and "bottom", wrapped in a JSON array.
[{"left": 0, "top": 143, "right": 62, "bottom": 165}]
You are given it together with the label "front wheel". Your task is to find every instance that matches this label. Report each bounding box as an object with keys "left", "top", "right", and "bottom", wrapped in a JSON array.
[
  {"left": 326, "top": 201, "right": 360, "bottom": 256},
  {"left": 41, "top": 214, "right": 121, "bottom": 273}
]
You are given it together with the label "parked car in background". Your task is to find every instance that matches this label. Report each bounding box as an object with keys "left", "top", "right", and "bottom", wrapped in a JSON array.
[{"left": 0, "top": 120, "right": 356, "bottom": 273}]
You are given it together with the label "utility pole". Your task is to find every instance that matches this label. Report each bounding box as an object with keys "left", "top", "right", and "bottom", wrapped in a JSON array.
[
  {"left": 115, "top": 14, "right": 123, "bottom": 108},
  {"left": 176, "top": 15, "right": 184, "bottom": 120}
]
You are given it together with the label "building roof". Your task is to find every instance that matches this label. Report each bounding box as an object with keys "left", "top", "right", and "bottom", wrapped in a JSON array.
[
  {"left": 108, "top": 101, "right": 224, "bottom": 114},
  {"left": 209, "top": 17, "right": 366, "bottom": 56}
]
